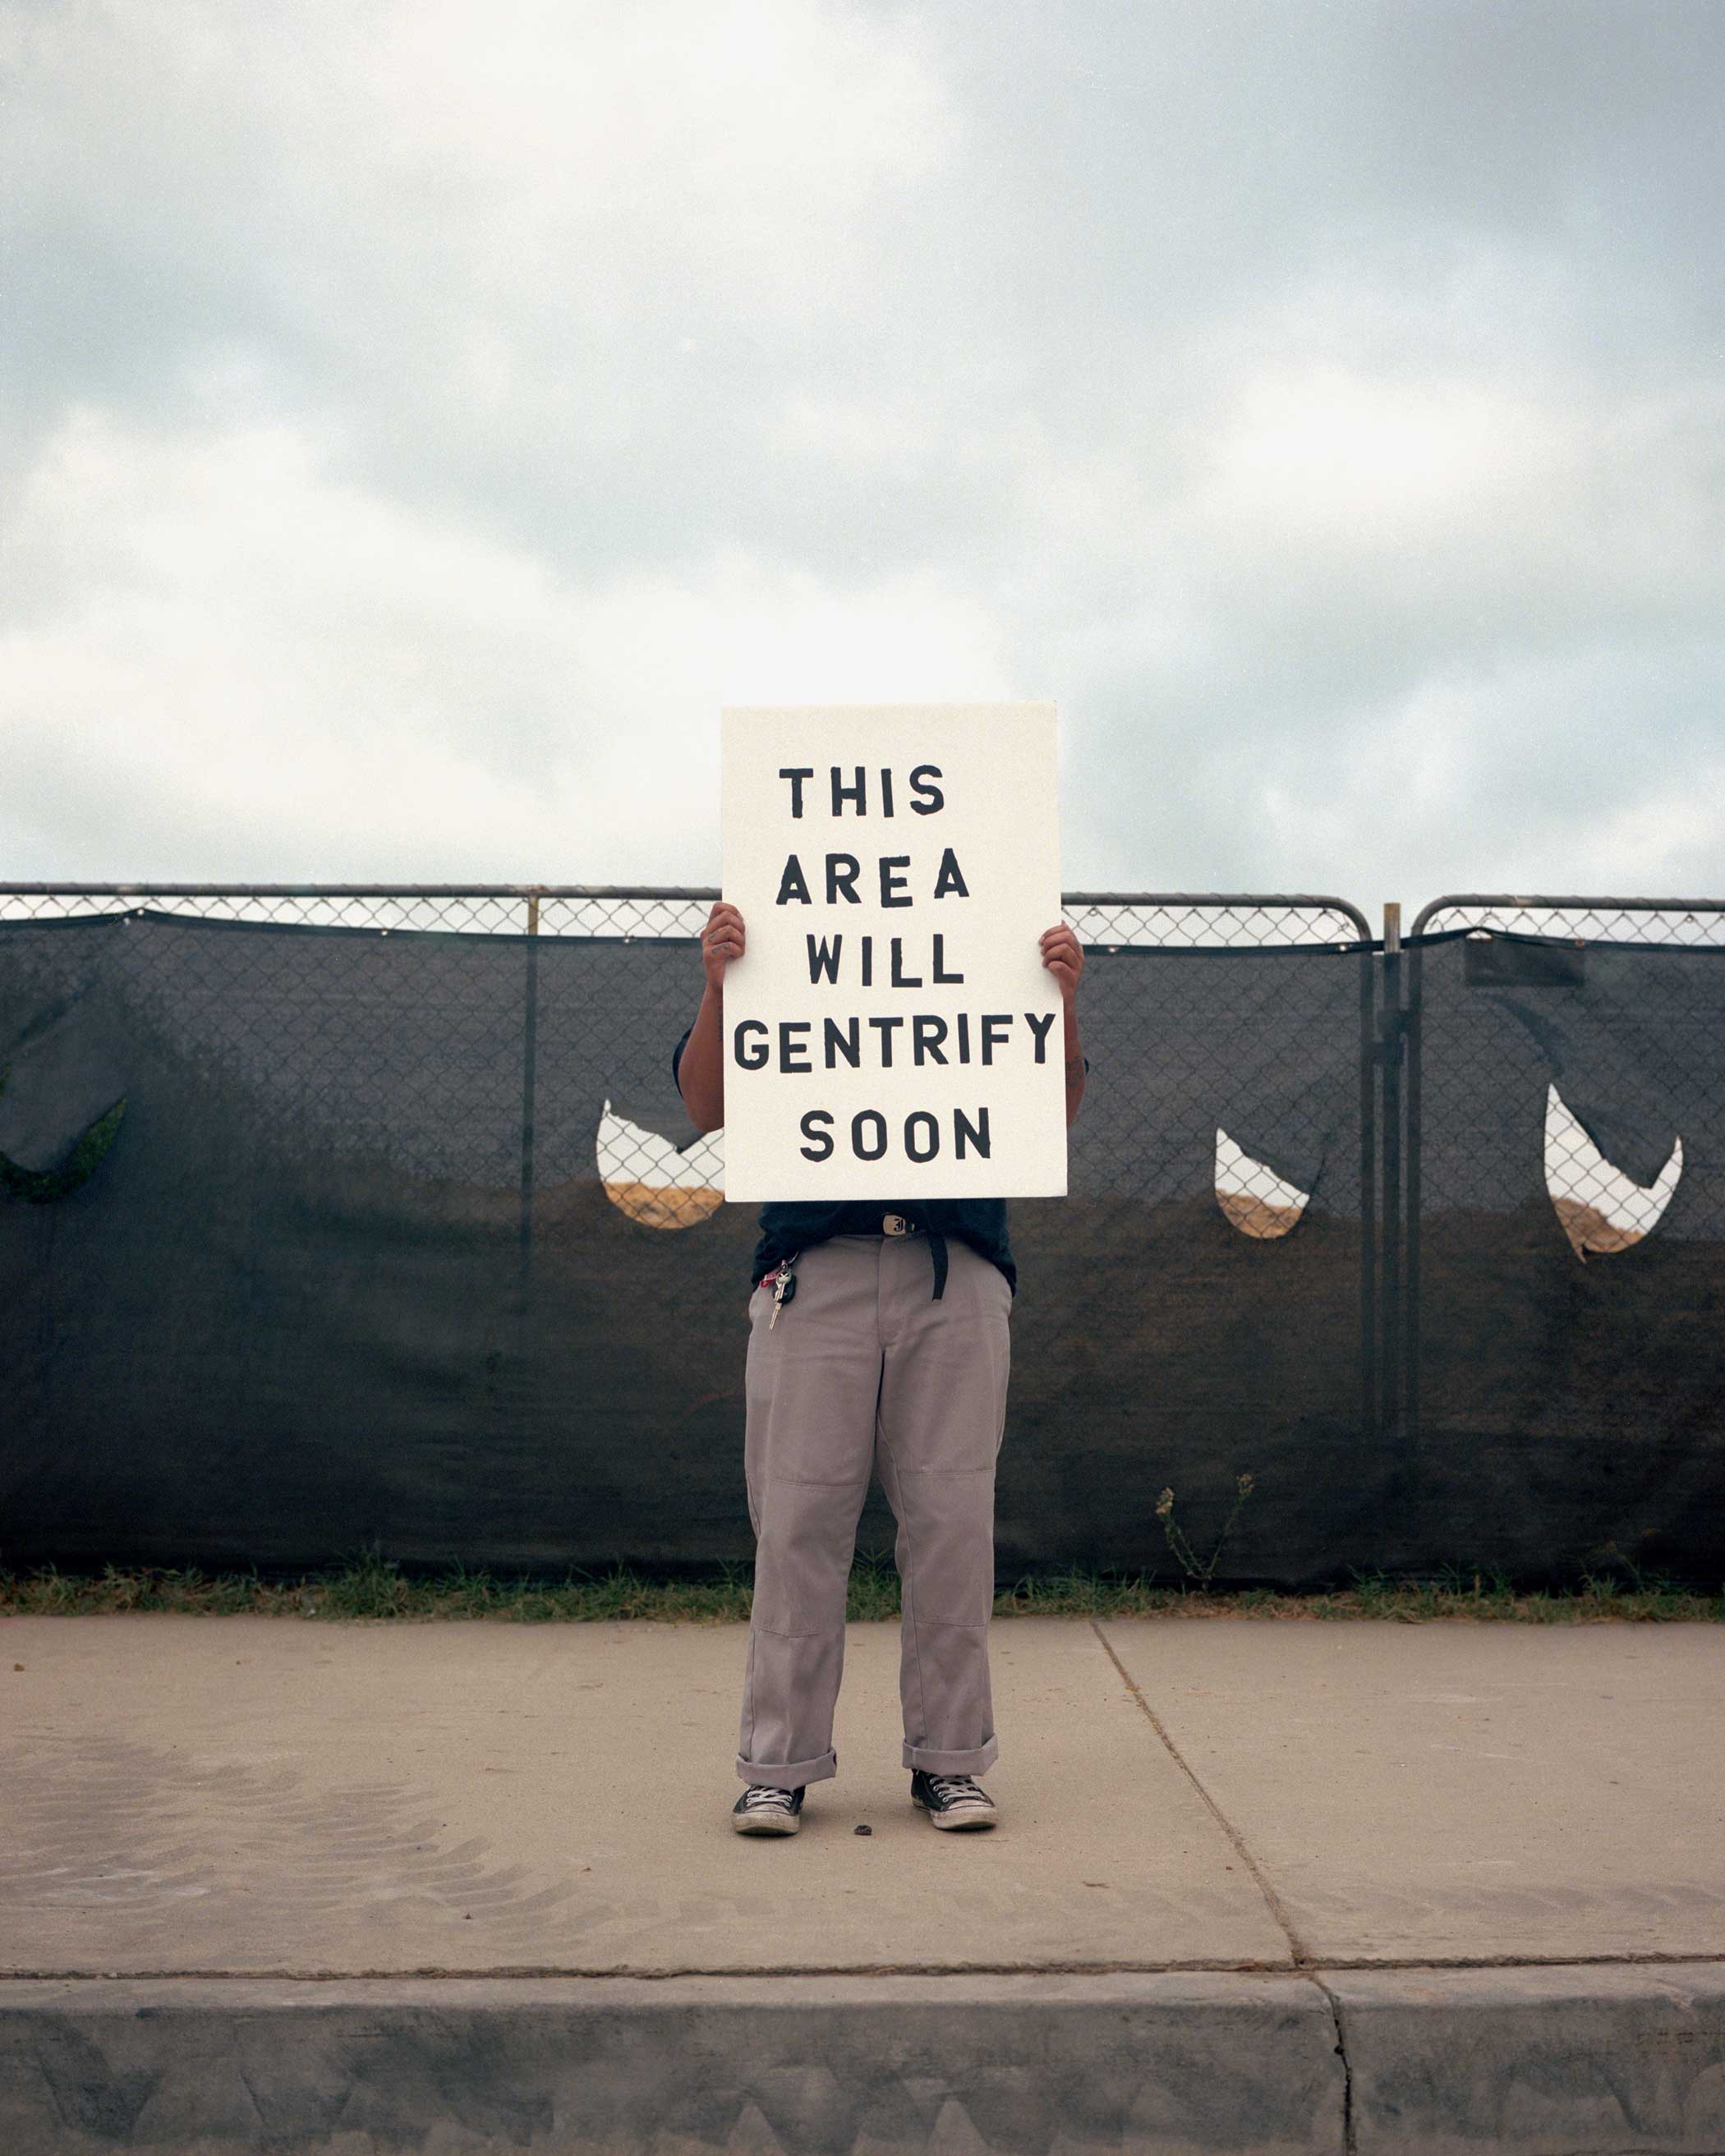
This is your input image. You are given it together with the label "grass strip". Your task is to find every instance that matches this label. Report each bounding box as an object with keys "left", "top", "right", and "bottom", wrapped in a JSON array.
[{"left": 2, "top": 1548, "right": 1721, "bottom": 1623}]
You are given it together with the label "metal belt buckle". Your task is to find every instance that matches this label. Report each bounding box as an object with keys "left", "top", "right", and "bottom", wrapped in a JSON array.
[{"left": 882, "top": 1212, "right": 912, "bottom": 1237}]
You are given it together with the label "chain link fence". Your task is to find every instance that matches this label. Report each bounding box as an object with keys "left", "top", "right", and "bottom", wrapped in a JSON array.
[
  {"left": 1389, "top": 895, "right": 1725, "bottom": 1579},
  {"left": 1, "top": 884, "right": 1383, "bottom": 1580},
  {"left": 0, "top": 883, "right": 1373, "bottom": 1248},
  {"left": 3, "top": 883, "right": 1722, "bottom": 1581},
  {"left": 1407, "top": 896, "right": 1725, "bottom": 1261},
  {"left": 1403, "top": 894, "right": 1725, "bottom": 1248},
  {"left": 1412, "top": 895, "right": 1725, "bottom": 946}
]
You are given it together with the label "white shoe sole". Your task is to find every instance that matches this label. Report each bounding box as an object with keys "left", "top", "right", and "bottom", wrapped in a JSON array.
[
  {"left": 913, "top": 1799, "right": 997, "bottom": 1831},
  {"left": 732, "top": 1809, "right": 801, "bottom": 1836}
]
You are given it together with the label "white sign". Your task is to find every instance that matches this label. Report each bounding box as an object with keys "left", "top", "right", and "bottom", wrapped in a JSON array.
[{"left": 720, "top": 702, "right": 1065, "bottom": 1201}]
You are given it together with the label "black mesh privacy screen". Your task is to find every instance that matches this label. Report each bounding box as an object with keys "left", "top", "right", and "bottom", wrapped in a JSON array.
[{"left": 2, "top": 910, "right": 1719, "bottom": 1584}]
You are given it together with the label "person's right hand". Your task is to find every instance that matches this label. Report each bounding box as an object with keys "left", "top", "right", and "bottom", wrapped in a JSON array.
[{"left": 701, "top": 901, "right": 746, "bottom": 994}]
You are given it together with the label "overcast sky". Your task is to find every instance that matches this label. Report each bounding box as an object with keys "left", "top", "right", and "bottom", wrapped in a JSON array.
[{"left": 4, "top": 0, "right": 1723, "bottom": 913}]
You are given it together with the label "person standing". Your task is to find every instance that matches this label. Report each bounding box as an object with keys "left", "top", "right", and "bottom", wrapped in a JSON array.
[{"left": 674, "top": 900, "right": 1086, "bottom": 1836}]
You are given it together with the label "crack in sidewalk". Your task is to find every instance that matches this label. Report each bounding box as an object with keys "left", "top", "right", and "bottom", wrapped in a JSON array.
[
  {"left": 1088, "top": 1616, "right": 1357, "bottom": 2154},
  {"left": 1088, "top": 1616, "right": 1313, "bottom": 1961},
  {"left": 1307, "top": 1972, "right": 1357, "bottom": 2156}
]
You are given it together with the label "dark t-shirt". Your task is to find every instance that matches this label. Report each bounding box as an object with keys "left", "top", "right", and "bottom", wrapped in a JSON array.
[{"left": 670, "top": 1026, "right": 1018, "bottom": 1294}]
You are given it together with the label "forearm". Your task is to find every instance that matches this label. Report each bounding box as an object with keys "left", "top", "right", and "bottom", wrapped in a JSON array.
[
  {"left": 678, "top": 982, "right": 728, "bottom": 1130},
  {"left": 1063, "top": 1001, "right": 1086, "bottom": 1126}
]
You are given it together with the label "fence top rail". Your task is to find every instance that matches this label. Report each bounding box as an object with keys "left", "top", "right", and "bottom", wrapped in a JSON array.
[
  {"left": 1410, "top": 893, "right": 1725, "bottom": 942},
  {"left": 0, "top": 885, "right": 1376, "bottom": 947},
  {"left": 0, "top": 882, "right": 725, "bottom": 901}
]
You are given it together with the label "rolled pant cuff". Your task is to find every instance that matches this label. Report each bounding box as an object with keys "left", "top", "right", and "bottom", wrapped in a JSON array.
[
  {"left": 736, "top": 1746, "right": 837, "bottom": 1787},
  {"left": 903, "top": 1733, "right": 999, "bottom": 1776}
]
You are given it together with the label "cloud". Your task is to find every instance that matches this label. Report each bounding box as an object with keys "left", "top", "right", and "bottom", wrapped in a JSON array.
[
  {"left": 0, "top": 407, "right": 1011, "bottom": 879},
  {"left": 3, "top": 0, "right": 1724, "bottom": 908}
]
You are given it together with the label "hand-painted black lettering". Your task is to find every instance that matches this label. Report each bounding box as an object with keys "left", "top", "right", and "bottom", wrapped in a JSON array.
[
  {"left": 932, "top": 933, "right": 964, "bottom": 983},
  {"left": 954, "top": 1105, "right": 991, "bottom": 1159},
  {"left": 879, "top": 856, "right": 912, "bottom": 908},
  {"left": 912, "top": 1014, "right": 949, "bottom": 1066},
  {"left": 807, "top": 934, "right": 842, "bottom": 983},
  {"left": 909, "top": 765, "right": 944, "bottom": 815},
  {"left": 981, "top": 1013, "right": 1012, "bottom": 1064},
  {"left": 779, "top": 1020, "right": 812, "bottom": 1073},
  {"left": 824, "top": 1016, "right": 861, "bottom": 1069},
  {"left": 956, "top": 1012, "right": 972, "bottom": 1064},
  {"left": 826, "top": 853, "right": 861, "bottom": 903},
  {"left": 860, "top": 933, "right": 874, "bottom": 986},
  {"left": 890, "top": 936, "right": 922, "bottom": 987},
  {"left": 779, "top": 768, "right": 814, "bottom": 817},
  {"left": 1024, "top": 1010, "right": 1056, "bottom": 1063},
  {"left": 831, "top": 766, "right": 867, "bottom": 816},
  {"left": 867, "top": 1014, "right": 904, "bottom": 1067},
  {"left": 799, "top": 1109, "right": 835, "bottom": 1161},
  {"left": 904, "top": 1111, "right": 940, "bottom": 1165},
  {"left": 932, "top": 847, "right": 969, "bottom": 899},
  {"left": 880, "top": 768, "right": 895, "bottom": 817},
  {"left": 734, "top": 1019, "right": 769, "bottom": 1069},
  {"left": 775, "top": 854, "right": 812, "bottom": 906},
  {"left": 852, "top": 1110, "right": 888, "bottom": 1161}
]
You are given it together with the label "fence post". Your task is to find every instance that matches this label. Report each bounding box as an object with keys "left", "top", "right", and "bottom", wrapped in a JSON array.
[
  {"left": 1359, "top": 920, "right": 1379, "bottom": 1445},
  {"left": 1403, "top": 909, "right": 1423, "bottom": 1454},
  {"left": 518, "top": 893, "right": 541, "bottom": 1308},
  {"left": 1380, "top": 903, "right": 1404, "bottom": 1442}
]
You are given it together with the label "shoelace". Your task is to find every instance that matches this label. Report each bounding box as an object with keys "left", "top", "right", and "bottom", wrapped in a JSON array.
[
  {"left": 926, "top": 1774, "right": 991, "bottom": 1804},
  {"left": 740, "top": 1784, "right": 797, "bottom": 1810}
]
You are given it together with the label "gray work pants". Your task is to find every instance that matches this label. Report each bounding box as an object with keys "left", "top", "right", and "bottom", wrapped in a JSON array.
[{"left": 736, "top": 1231, "right": 1012, "bottom": 1787}]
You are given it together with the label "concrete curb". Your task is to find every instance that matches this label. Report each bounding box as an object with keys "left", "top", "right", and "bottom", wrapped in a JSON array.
[
  {"left": 4, "top": 1964, "right": 1725, "bottom": 2154},
  {"left": 1, "top": 1973, "right": 1342, "bottom": 2154},
  {"left": 1330, "top": 1961, "right": 1725, "bottom": 2155}
]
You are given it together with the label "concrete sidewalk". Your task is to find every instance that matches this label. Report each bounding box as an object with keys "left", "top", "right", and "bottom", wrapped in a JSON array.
[{"left": 2, "top": 1613, "right": 1723, "bottom": 2153}]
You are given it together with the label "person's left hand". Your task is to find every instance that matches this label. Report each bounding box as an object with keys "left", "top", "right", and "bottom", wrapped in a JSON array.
[{"left": 1039, "top": 922, "right": 1083, "bottom": 1006}]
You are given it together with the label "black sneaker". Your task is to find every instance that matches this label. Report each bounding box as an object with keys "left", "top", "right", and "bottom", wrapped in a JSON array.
[
  {"left": 731, "top": 1783, "right": 805, "bottom": 1836},
  {"left": 910, "top": 1769, "right": 998, "bottom": 1830}
]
